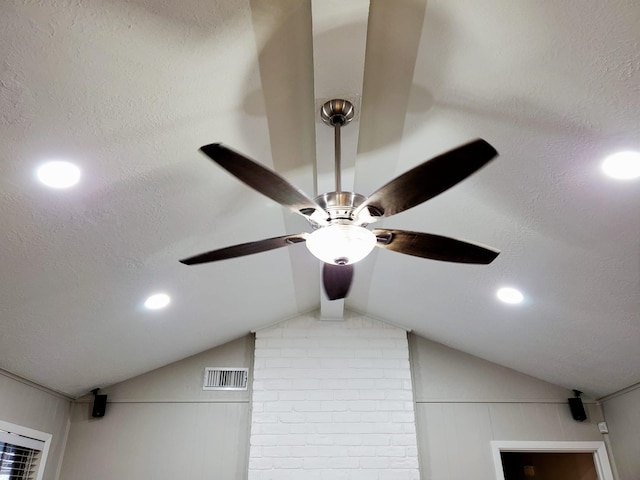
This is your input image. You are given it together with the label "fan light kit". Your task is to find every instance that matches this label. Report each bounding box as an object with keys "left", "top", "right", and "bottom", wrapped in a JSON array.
[
  {"left": 180, "top": 99, "right": 501, "bottom": 300},
  {"left": 306, "top": 224, "right": 377, "bottom": 265}
]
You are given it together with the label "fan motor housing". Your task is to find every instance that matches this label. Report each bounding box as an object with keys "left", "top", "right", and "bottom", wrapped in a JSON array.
[{"left": 313, "top": 191, "right": 368, "bottom": 225}]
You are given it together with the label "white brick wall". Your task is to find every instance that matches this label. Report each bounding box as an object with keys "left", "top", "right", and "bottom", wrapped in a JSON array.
[{"left": 248, "top": 313, "right": 420, "bottom": 480}]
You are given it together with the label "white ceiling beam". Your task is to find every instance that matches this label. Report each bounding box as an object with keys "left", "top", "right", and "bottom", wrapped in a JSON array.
[
  {"left": 311, "top": 0, "right": 371, "bottom": 319},
  {"left": 346, "top": 0, "right": 429, "bottom": 310},
  {"left": 249, "top": 0, "right": 321, "bottom": 311},
  {"left": 311, "top": 0, "right": 370, "bottom": 196}
]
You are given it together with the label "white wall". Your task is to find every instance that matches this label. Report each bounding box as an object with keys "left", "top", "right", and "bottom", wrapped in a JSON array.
[
  {"left": 249, "top": 312, "right": 420, "bottom": 480},
  {"left": 59, "top": 335, "right": 254, "bottom": 480},
  {"left": 409, "top": 334, "right": 607, "bottom": 480},
  {"left": 0, "top": 370, "right": 71, "bottom": 480},
  {"left": 602, "top": 386, "right": 640, "bottom": 480},
  {"left": 47, "top": 317, "right": 622, "bottom": 480}
]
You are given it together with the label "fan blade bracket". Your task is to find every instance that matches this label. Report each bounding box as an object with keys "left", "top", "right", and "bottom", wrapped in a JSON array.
[
  {"left": 367, "top": 205, "right": 384, "bottom": 218},
  {"left": 375, "top": 231, "right": 393, "bottom": 245},
  {"left": 299, "top": 208, "right": 316, "bottom": 217},
  {"left": 300, "top": 208, "right": 330, "bottom": 226},
  {"left": 285, "top": 236, "right": 307, "bottom": 245}
]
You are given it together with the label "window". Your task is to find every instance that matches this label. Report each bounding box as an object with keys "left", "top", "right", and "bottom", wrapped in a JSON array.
[{"left": 0, "top": 422, "right": 51, "bottom": 480}]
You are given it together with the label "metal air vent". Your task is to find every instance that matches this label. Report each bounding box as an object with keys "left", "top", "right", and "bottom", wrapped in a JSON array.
[{"left": 203, "top": 367, "right": 248, "bottom": 391}]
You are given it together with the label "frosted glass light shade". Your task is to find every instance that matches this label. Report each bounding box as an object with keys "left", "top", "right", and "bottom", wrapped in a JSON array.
[{"left": 306, "top": 225, "right": 376, "bottom": 265}]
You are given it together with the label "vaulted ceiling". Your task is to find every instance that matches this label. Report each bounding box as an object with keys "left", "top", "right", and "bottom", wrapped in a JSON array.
[{"left": 1, "top": 0, "right": 638, "bottom": 398}]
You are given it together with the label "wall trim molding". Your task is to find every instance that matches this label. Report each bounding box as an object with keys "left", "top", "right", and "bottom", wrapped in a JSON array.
[
  {"left": 597, "top": 381, "right": 640, "bottom": 403},
  {"left": 0, "top": 368, "right": 73, "bottom": 401},
  {"left": 490, "top": 440, "right": 614, "bottom": 480},
  {"left": 72, "top": 399, "right": 250, "bottom": 405},
  {"left": 415, "top": 399, "right": 597, "bottom": 404}
]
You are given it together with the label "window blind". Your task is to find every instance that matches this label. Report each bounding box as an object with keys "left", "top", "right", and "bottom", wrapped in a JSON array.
[{"left": 0, "top": 431, "right": 44, "bottom": 480}]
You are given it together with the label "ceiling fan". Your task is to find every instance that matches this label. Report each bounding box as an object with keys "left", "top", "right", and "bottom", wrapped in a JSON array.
[{"left": 180, "top": 99, "right": 500, "bottom": 300}]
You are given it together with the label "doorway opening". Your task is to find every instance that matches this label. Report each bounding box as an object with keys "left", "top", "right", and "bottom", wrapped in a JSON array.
[
  {"left": 501, "top": 451, "right": 596, "bottom": 480},
  {"left": 491, "top": 441, "right": 614, "bottom": 480}
]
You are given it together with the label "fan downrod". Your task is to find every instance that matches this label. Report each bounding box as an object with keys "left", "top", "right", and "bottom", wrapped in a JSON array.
[{"left": 321, "top": 99, "right": 354, "bottom": 127}]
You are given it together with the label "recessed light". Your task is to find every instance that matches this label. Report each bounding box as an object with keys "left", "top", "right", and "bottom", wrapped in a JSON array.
[
  {"left": 144, "top": 293, "right": 171, "bottom": 310},
  {"left": 496, "top": 287, "right": 524, "bottom": 305},
  {"left": 37, "top": 161, "right": 81, "bottom": 188},
  {"left": 601, "top": 151, "right": 640, "bottom": 180}
]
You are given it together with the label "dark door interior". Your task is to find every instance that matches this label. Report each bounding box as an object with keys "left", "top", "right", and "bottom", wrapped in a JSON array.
[{"left": 501, "top": 452, "right": 597, "bottom": 480}]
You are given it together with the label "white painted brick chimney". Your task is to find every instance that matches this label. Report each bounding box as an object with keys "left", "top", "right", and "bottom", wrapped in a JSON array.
[{"left": 248, "top": 312, "right": 420, "bottom": 479}]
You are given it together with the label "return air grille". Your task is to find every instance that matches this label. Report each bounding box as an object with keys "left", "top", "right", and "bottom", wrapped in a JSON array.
[{"left": 203, "top": 368, "right": 248, "bottom": 390}]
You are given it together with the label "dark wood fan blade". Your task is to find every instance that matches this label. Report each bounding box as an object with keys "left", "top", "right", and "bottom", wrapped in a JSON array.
[
  {"left": 180, "top": 234, "right": 307, "bottom": 265},
  {"left": 200, "top": 143, "right": 328, "bottom": 224},
  {"left": 322, "top": 263, "right": 354, "bottom": 300},
  {"left": 373, "top": 229, "right": 499, "bottom": 264},
  {"left": 356, "top": 139, "right": 498, "bottom": 222}
]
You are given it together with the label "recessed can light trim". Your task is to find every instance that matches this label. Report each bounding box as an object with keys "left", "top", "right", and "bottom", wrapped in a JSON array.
[
  {"left": 37, "top": 161, "right": 81, "bottom": 188},
  {"left": 144, "top": 293, "right": 171, "bottom": 310},
  {"left": 602, "top": 151, "right": 640, "bottom": 180},
  {"left": 496, "top": 287, "right": 524, "bottom": 305}
]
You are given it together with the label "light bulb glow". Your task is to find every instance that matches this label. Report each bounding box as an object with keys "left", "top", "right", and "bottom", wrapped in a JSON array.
[
  {"left": 306, "top": 224, "right": 376, "bottom": 265},
  {"left": 144, "top": 293, "right": 171, "bottom": 310},
  {"left": 37, "top": 161, "right": 81, "bottom": 188},
  {"left": 602, "top": 151, "right": 640, "bottom": 180},
  {"left": 496, "top": 287, "right": 524, "bottom": 305}
]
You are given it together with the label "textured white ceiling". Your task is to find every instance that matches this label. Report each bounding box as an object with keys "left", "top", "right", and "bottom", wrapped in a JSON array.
[{"left": 1, "top": 0, "right": 638, "bottom": 398}]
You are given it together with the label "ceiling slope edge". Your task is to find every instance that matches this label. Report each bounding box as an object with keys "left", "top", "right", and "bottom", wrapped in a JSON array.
[{"left": 0, "top": 368, "right": 74, "bottom": 402}]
